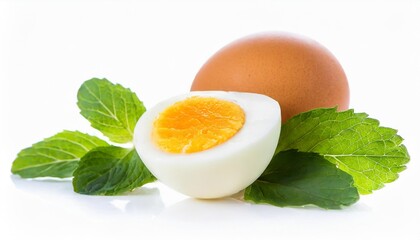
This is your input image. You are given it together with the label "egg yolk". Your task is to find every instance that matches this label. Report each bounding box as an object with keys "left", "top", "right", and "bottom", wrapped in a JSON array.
[{"left": 152, "top": 96, "right": 245, "bottom": 154}]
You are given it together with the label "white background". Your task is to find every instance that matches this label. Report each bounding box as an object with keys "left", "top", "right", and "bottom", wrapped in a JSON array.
[{"left": 1, "top": 0, "right": 419, "bottom": 239}]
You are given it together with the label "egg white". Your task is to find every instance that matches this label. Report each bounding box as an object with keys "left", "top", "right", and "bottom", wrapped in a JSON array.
[{"left": 133, "top": 91, "right": 281, "bottom": 199}]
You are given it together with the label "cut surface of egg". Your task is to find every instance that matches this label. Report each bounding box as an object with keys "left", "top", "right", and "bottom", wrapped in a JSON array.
[{"left": 134, "top": 91, "right": 281, "bottom": 199}]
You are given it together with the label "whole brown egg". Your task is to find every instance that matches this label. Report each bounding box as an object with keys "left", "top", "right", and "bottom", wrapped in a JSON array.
[{"left": 191, "top": 32, "right": 349, "bottom": 123}]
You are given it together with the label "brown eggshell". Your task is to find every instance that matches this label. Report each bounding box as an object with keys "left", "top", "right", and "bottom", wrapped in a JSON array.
[{"left": 191, "top": 32, "right": 349, "bottom": 123}]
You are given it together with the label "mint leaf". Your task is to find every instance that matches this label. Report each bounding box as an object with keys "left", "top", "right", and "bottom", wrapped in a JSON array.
[
  {"left": 72, "top": 146, "right": 155, "bottom": 195},
  {"left": 11, "top": 131, "right": 109, "bottom": 178},
  {"left": 277, "top": 108, "right": 410, "bottom": 194},
  {"left": 244, "top": 150, "right": 359, "bottom": 209},
  {"left": 77, "top": 78, "right": 146, "bottom": 143}
]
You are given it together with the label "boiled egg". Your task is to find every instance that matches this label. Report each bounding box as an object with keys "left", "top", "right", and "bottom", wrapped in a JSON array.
[
  {"left": 191, "top": 32, "right": 349, "bottom": 123},
  {"left": 133, "top": 91, "right": 281, "bottom": 199}
]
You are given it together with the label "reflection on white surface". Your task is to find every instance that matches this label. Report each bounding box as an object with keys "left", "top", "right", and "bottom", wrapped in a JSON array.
[
  {"left": 10, "top": 175, "right": 166, "bottom": 218},
  {"left": 2, "top": 164, "right": 419, "bottom": 240}
]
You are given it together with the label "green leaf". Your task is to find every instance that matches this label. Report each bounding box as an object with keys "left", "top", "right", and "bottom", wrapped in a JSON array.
[
  {"left": 72, "top": 146, "right": 156, "bottom": 195},
  {"left": 244, "top": 150, "right": 359, "bottom": 209},
  {"left": 77, "top": 78, "right": 146, "bottom": 143},
  {"left": 277, "top": 108, "right": 410, "bottom": 194},
  {"left": 11, "top": 131, "right": 109, "bottom": 178}
]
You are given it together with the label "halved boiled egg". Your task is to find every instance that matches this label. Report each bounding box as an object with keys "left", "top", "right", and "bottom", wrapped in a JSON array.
[{"left": 133, "top": 91, "right": 281, "bottom": 199}]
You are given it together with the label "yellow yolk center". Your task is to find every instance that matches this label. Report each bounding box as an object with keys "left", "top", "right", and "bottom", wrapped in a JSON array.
[{"left": 152, "top": 96, "right": 245, "bottom": 154}]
